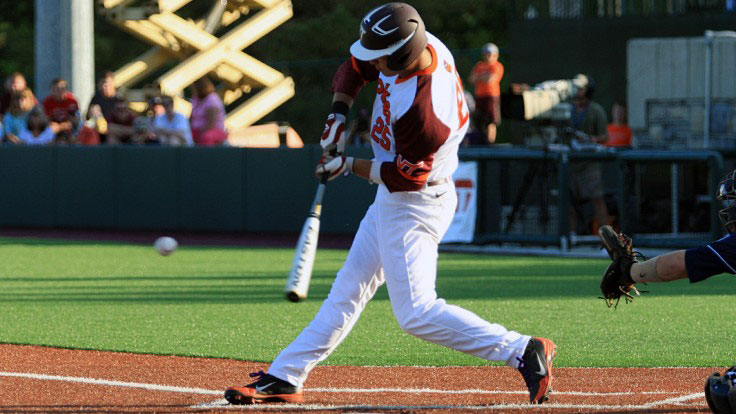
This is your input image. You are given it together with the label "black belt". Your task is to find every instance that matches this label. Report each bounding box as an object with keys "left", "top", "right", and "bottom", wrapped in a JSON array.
[{"left": 426, "top": 177, "right": 451, "bottom": 187}]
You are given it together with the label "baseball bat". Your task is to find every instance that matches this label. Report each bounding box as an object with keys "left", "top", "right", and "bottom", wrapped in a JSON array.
[{"left": 284, "top": 175, "right": 328, "bottom": 302}]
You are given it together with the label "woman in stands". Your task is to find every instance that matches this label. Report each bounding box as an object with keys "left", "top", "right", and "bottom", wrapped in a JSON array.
[{"left": 189, "top": 77, "right": 228, "bottom": 146}]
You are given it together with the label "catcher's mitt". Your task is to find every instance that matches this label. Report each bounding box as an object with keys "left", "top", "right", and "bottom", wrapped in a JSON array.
[{"left": 598, "top": 225, "right": 643, "bottom": 308}]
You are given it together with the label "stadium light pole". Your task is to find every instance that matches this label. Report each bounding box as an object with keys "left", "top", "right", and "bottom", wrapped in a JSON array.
[
  {"left": 703, "top": 30, "right": 736, "bottom": 149},
  {"left": 35, "top": 0, "right": 95, "bottom": 112}
]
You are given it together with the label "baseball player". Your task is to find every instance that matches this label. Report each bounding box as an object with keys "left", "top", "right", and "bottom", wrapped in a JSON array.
[
  {"left": 225, "top": 3, "right": 556, "bottom": 406},
  {"left": 599, "top": 168, "right": 736, "bottom": 306}
]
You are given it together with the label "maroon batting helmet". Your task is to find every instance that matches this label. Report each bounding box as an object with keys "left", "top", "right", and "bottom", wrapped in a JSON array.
[{"left": 350, "top": 3, "right": 427, "bottom": 71}]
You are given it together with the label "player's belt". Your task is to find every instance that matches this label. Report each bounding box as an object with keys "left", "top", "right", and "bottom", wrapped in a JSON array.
[{"left": 426, "top": 177, "right": 451, "bottom": 187}]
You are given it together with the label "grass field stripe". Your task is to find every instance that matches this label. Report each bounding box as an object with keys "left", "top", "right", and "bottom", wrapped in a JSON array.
[{"left": 0, "top": 371, "right": 221, "bottom": 395}]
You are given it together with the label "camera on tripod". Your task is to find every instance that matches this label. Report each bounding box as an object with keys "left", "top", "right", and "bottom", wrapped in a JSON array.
[{"left": 501, "top": 74, "right": 591, "bottom": 149}]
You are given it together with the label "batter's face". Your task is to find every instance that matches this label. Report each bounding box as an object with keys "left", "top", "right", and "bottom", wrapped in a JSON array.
[{"left": 369, "top": 56, "right": 400, "bottom": 77}]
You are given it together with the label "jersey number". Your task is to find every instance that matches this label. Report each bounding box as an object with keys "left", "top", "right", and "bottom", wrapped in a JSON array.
[
  {"left": 453, "top": 67, "right": 469, "bottom": 128},
  {"left": 370, "top": 116, "right": 391, "bottom": 151}
]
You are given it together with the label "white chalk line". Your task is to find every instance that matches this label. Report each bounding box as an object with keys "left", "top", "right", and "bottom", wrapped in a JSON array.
[
  {"left": 0, "top": 371, "right": 220, "bottom": 395},
  {"left": 0, "top": 371, "right": 706, "bottom": 411},
  {"left": 192, "top": 396, "right": 705, "bottom": 411}
]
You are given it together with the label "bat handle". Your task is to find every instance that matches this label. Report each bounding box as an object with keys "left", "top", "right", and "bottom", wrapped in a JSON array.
[{"left": 320, "top": 173, "right": 329, "bottom": 184}]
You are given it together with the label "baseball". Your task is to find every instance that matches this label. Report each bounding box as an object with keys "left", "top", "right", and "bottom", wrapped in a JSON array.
[{"left": 154, "top": 236, "right": 178, "bottom": 256}]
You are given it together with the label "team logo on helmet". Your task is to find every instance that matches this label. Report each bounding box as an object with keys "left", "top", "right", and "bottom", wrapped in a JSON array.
[{"left": 370, "top": 15, "right": 399, "bottom": 36}]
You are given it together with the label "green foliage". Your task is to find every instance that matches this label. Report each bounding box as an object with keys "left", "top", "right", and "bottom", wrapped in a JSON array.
[
  {"left": 0, "top": 237, "right": 734, "bottom": 367},
  {"left": 0, "top": 1, "right": 34, "bottom": 80}
]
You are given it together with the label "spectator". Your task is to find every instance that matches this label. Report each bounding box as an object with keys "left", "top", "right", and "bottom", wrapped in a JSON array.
[
  {"left": 79, "top": 102, "right": 107, "bottom": 145},
  {"left": 18, "top": 108, "right": 66, "bottom": 146},
  {"left": 42, "top": 78, "right": 80, "bottom": 144},
  {"left": 606, "top": 101, "right": 632, "bottom": 147},
  {"left": 0, "top": 72, "right": 32, "bottom": 116},
  {"left": 190, "top": 77, "right": 228, "bottom": 146},
  {"left": 568, "top": 77, "right": 609, "bottom": 235},
  {"left": 87, "top": 72, "right": 124, "bottom": 121},
  {"left": 3, "top": 88, "right": 38, "bottom": 144},
  {"left": 132, "top": 115, "right": 159, "bottom": 145},
  {"left": 469, "top": 43, "right": 504, "bottom": 144},
  {"left": 153, "top": 96, "right": 193, "bottom": 146},
  {"left": 106, "top": 99, "right": 137, "bottom": 144},
  {"left": 147, "top": 96, "right": 165, "bottom": 118}
]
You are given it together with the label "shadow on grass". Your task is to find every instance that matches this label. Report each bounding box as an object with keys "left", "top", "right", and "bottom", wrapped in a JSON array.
[{"left": 0, "top": 269, "right": 732, "bottom": 304}]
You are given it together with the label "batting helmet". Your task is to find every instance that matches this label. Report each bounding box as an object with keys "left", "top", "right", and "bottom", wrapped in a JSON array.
[
  {"left": 704, "top": 366, "right": 736, "bottom": 413},
  {"left": 350, "top": 3, "right": 427, "bottom": 71},
  {"left": 717, "top": 169, "right": 736, "bottom": 233}
]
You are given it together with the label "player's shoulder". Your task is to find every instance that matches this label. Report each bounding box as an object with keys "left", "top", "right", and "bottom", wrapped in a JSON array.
[{"left": 426, "top": 32, "right": 454, "bottom": 62}]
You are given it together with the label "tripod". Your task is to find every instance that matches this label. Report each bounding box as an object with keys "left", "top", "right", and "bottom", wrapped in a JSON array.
[{"left": 504, "top": 149, "right": 557, "bottom": 234}]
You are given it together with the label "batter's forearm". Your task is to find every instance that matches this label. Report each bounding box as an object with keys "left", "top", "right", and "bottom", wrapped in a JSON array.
[{"left": 351, "top": 158, "right": 372, "bottom": 181}]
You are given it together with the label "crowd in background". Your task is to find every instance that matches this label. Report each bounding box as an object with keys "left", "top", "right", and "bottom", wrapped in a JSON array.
[{"left": 0, "top": 72, "right": 229, "bottom": 147}]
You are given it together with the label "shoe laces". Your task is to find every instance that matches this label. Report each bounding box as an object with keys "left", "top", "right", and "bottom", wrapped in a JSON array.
[{"left": 249, "top": 370, "right": 266, "bottom": 380}]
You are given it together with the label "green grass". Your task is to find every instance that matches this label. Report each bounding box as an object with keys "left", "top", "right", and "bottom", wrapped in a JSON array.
[{"left": 0, "top": 236, "right": 734, "bottom": 367}]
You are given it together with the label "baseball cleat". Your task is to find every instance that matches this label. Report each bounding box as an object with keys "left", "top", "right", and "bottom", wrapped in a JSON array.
[
  {"left": 517, "top": 337, "right": 556, "bottom": 404},
  {"left": 224, "top": 371, "right": 304, "bottom": 405}
]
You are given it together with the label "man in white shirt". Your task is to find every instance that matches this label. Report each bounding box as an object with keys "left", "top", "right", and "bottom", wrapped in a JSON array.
[{"left": 152, "top": 96, "right": 193, "bottom": 146}]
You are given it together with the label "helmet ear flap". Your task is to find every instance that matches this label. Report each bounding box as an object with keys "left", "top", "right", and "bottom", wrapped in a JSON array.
[{"left": 386, "top": 18, "right": 427, "bottom": 71}]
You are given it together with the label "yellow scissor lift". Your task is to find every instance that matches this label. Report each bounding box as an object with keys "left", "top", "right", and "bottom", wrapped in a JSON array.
[{"left": 97, "top": 0, "right": 295, "bottom": 133}]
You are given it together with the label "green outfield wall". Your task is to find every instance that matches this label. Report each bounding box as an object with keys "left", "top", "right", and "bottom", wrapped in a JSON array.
[
  {"left": 0, "top": 145, "right": 727, "bottom": 247},
  {"left": 0, "top": 146, "right": 375, "bottom": 235}
]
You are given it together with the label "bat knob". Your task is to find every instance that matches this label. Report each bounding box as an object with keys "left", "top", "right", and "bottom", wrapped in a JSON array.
[{"left": 286, "top": 292, "right": 301, "bottom": 302}]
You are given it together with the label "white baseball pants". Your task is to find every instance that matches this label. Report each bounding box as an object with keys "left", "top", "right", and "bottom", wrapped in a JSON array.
[{"left": 268, "top": 181, "right": 530, "bottom": 387}]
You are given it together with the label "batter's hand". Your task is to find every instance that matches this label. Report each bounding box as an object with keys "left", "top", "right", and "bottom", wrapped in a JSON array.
[
  {"left": 315, "top": 154, "right": 354, "bottom": 181},
  {"left": 320, "top": 113, "right": 347, "bottom": 154}
]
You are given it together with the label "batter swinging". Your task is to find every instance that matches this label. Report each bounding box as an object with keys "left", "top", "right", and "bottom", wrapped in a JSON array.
[{"left": 225, "top": 2, "right": 556, "bottom": 406}]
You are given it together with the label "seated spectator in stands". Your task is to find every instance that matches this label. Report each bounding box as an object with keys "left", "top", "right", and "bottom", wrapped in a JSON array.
[
  {"left": 86, "top": 72, "right": 121, "bottom": 143},
  {"left": 0, "top": 72, "right": 32, "bottom": 116},
  {"left": 606, "top": 101, "right": 632, "bottom": 147},
  {"left": 3, "top": 88, "right": 38, "bottom": 144},
  {"left": 153, "top": 96, "right": 193, "bottom": 146},
  {"left": 132, "top": 115, "right": 159, "bottom": 145},
  {"left": 106, "top": 99, "right": 137, "bottom": 144},
  {"left": 190, "top": 77, "right": 227, "bottom": 146},
  {"left": 18, "top": 108, "right": 68, "bottom": 146},
  {"left": 147, "top": 96, "right": 165, "bottom": 118},
  {"left": 87, "top": 72, "right": 123, "bottom": 121},
  {"left": 78, "top": 102, "right": 107, "bottom": 145},
  {"left": 42, "top": 78, "right": 80, "bottom": 144}
]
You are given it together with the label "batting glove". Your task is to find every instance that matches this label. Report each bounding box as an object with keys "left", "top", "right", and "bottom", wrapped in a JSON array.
[
  {"left": 315, "top": 154, "right": 354, "bottom": 181},
  {"left": 320, "top": 113, "right": 347, "bottom": 154}
]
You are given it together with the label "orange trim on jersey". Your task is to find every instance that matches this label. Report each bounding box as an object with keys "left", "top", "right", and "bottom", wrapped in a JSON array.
[
  {"left": 395, "top": 44, "right": 438, "bottom": 84},
  {"left": 350, "top": 56, "right": 362, "bottom": 78}
]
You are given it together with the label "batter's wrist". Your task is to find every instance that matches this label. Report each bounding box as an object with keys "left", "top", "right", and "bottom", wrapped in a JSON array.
[{"left": 369, "top": 160, "right": 384, "bottom": 185}]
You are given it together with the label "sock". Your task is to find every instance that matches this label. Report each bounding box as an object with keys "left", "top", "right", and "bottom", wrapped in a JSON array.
[{"left": 629, "top": 257, "right": 664, "bottom": 283}]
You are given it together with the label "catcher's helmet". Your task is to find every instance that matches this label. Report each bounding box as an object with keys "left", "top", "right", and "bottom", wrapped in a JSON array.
[
  {"left": 350, "top": 3, "right": 427, "bottom": 71},
  {"left": 717, "top": 169, "right": 736, "bottom": 233},
  {"left": 704, "top": 367, "right": 736, "bottom": 413}
]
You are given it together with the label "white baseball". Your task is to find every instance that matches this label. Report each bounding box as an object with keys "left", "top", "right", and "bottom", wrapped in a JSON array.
[{"left": 154, "top": 236, "right": 178, "bottom": 256}]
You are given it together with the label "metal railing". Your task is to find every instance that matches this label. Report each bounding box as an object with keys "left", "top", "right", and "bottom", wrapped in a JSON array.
[
  {"left": 511, "top": 0, "right": 733, "bottom": 20},
  {"left": 459, "top": 147, "right": 724, "bottom": 250}
]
